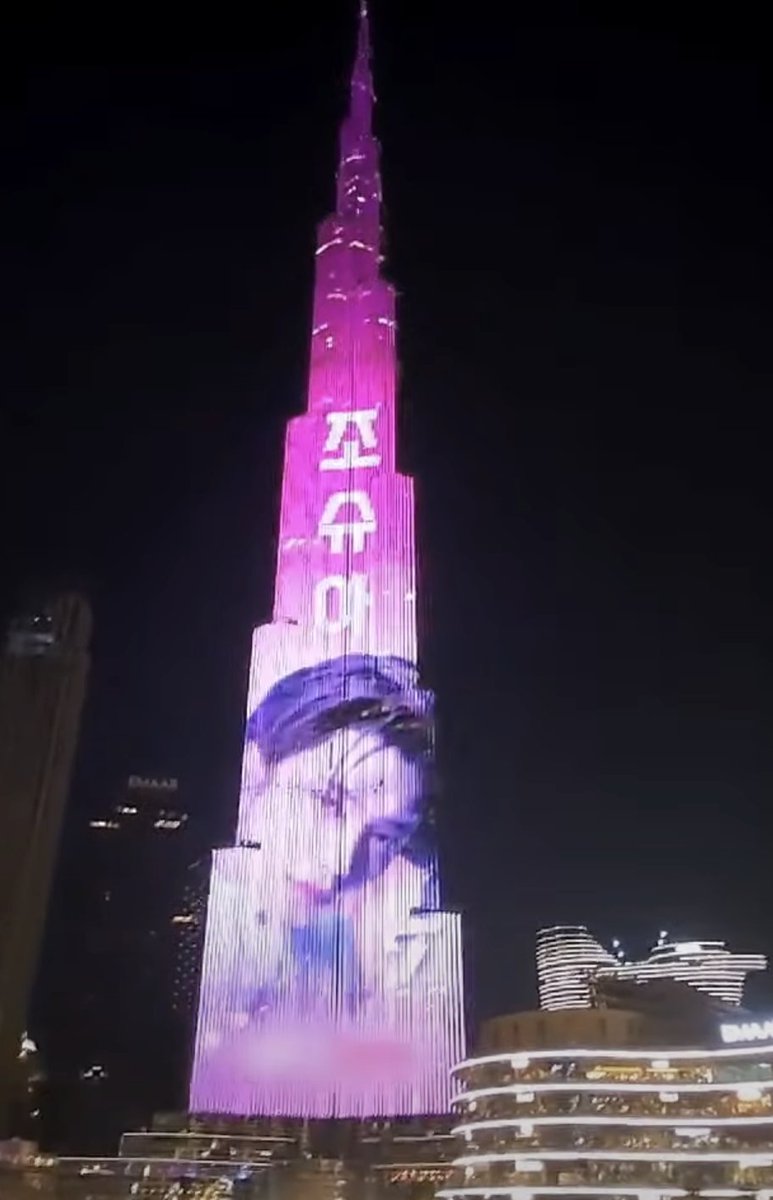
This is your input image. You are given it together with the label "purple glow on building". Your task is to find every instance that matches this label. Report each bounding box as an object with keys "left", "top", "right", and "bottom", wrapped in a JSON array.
[{"left": 189, "top": 1, "right": 465, "bottom": 1118}]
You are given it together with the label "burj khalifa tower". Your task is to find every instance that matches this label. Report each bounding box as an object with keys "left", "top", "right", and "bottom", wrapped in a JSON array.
[{"left": 190, "top": 2, "right": 465, "bottom": 1119}]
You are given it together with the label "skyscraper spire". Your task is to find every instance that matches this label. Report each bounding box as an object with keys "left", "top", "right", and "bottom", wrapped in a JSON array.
[
  {"left": 350, "top": 0, "right": 373, "bottom": 129},
  {"left": 300, "top": 0, "right": 384, "bottom": 393},
  {"left": 336, "top": 0, "right": 379, "bottom": 225}
]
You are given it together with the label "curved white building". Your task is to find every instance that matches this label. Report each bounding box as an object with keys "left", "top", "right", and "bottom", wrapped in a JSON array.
[
  {"left": 536, "top": 927, "right": 618, "bottom": 1010},
  {"left": 536, "top": 927, "right": 766, "bottom": 1011},
  {"left": 601, "top": 940, "right": 767, "bottom": 1007}
]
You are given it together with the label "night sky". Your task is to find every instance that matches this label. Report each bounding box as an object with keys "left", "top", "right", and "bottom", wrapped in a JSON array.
[{"left": 2, "top": 1, "right": 772, "bottom": 1024}]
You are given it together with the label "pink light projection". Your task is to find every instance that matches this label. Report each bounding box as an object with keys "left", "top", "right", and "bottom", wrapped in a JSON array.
[{"left": 189, "top": 0, "right": 465, "bottom": 1119}]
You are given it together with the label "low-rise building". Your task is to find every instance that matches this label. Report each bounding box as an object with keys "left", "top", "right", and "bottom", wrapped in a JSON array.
[{"left": 441, "top": 1013, "right": 773, "bottom": 1200}]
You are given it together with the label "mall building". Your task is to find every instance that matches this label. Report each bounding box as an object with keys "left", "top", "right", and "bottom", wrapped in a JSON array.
[{"left": 441, "top": 1007, "right": 773, "bottom": 1200}]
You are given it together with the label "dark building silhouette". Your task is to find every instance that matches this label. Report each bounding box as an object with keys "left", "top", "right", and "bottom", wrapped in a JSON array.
[
  {"left": 591, "top": 972, "right": 751, "bottom": 1046},
  {"left": 0, "top": 594, "right": 91, "bottom": 1137},
  {"left": 36, "top": 774, "right": 199, "bottom": 1152},
  {"left": 172, "top": 853, "right": 211, "bottom": 1031}
]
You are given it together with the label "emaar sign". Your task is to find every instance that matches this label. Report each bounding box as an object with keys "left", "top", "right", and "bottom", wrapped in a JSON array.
[{"left": 720, "top": 1019, "right": 773, "bottom": 1044}]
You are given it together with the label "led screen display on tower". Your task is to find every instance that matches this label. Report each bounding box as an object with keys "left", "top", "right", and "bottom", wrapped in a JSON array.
[{"left": 189, "top": 2, "right": 465, "bottom": 1118}]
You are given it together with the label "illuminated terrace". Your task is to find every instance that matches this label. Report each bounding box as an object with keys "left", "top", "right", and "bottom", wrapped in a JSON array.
[{"left": 440, "top": 1043, "right": 773, "bottom": 1200}]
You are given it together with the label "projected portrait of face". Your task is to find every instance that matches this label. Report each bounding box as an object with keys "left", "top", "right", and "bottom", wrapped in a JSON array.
[{"left": 242, "top": 654, "right": 437, "bottom": 1018}]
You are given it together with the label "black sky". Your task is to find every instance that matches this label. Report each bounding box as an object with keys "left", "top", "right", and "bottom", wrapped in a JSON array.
[{"left": 2, "top": 1, "right": 772, "bottom": 1021}]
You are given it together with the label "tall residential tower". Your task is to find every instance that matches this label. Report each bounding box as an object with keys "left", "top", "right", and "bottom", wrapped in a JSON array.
[
  {"left": 0, "top": 594, "right": 91, "bottom": 1135},
  {"left": 189, "top": 3, "right": 465, "bottom": 1118},
  {"left": 35, "top": 775, "right": 196, "bottom": 1151}
]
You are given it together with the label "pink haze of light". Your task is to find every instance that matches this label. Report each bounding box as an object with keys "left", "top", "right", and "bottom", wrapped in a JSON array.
[{"left": 189, "top": 2, "right": 465, "bottom": 1118}]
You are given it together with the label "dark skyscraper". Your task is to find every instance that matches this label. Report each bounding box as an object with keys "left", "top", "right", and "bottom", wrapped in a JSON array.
[
  {"left": 0, "top": 593, "right": 91, "bottom": 1137},
  {"left": 36, "top": 774, "right": 198, "bottom": 1151},
  {"left": 172, "top": 853, "right": 211, "bottom": 1031}
]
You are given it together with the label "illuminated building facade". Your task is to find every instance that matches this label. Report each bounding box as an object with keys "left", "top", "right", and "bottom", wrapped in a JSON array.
[
  {"left": 536, "top": 928, "right": 619, "bottom": 1011},
  {"left": 2, "top": 1116, "right": 456, "bottom": 1200},
  {"left": 189, "top": 0, "right": 465, "bottom": 1119},
  {"left": 442, "top": 1038, "right": 773, "bottom": 1200},
  {"left": 0, "top": 594, "right": 91, "bottom": 1138},
  {"left": 600, "top": 940, "right": 768, "bottom": 1006},
  {"left": 537, "top": 927, "right": 766, "bottom": 1011}
]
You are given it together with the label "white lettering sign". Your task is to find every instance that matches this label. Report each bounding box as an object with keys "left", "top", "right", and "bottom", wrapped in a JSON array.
[
  {"left": 318, "top": 491, "right": 376, "bottom": 554},
  {"left": 720, "top": 1019, "right": 773, "bottom": 1045},
  {"left": 319, "top": 409, "right": 380, "bottom": 471},
  {"left": 128, "top": 776, "right": 178, "bottom": 791},
  {"left": 313, "top": 574, "right": 370, "bottom": 633}
]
